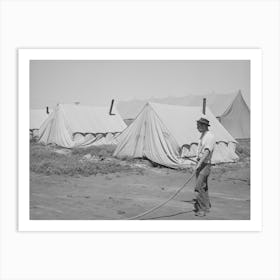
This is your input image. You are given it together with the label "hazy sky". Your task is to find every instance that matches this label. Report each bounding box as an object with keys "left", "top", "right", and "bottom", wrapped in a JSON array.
[{"left": 30, "top": 60, "right": 250, "bottom": 109}]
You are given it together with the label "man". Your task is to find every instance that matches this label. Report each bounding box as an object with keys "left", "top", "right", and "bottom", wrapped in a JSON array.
[
  {"left": 193, "top": 117, "right": 215, "bottom": 216},
  {"left": 181, "top": 117, "right": 215, "bottom": 217}
]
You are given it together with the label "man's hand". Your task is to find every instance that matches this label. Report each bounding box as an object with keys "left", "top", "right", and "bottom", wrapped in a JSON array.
[
  {"left": 192, "top": 163, "right": 198, "bottom": 171},
  {"left": 194, "top": 162, "right": 201, "bottom": 171}
]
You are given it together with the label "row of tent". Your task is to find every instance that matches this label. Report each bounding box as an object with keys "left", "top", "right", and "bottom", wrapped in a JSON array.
[
  {"left": 117, "top": 90, "right": 250, "bottom": 139},
  {"left": 30, "top": 104, "right": 127, "bottom": 147},
  {"left": 30, "top": 93, "right": 249, "bottom": 168}
]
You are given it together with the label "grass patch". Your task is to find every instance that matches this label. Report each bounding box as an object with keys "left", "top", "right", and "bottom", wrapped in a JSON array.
[
  {"left": 71, "top": 145, "right": 116, "bottom": 158},
  {"left": 30, "top": 143, "right": 135, "bottom": 176}
]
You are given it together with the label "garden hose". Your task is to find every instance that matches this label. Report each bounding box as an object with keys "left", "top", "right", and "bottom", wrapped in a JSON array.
[{"left": 127, "top": 172, "right": 196, "bottom": 220}]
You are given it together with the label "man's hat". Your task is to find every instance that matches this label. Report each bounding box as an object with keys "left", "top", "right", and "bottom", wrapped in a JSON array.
[{"left": 196, "top": 117, "right": 210, "bottom": 126}]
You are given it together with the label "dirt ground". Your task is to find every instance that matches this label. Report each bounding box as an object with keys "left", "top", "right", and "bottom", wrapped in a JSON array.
[{"left": 30, "top": 162, "right": 250, "bottom": 220}]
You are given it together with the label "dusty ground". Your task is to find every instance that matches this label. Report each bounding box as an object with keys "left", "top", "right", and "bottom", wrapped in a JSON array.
[{"left": 30, "top": 162, "right": 250, "bottom": 220}]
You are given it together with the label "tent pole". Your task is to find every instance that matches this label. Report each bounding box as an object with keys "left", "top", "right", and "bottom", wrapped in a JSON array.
[
  {"left": 203, "top": 98, "right": 206, "bottom": 114},
  {"left": 109, "top": 99, "right": 115, "bottom": 115}
]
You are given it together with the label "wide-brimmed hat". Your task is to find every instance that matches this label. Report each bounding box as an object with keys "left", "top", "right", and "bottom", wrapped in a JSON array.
[{"left": 196, "top": 117, "right": 210, "bottom": 126}]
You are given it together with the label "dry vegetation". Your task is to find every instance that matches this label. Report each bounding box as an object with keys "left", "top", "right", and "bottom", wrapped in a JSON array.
[
  {"left": 30, "top": 140, "right": 250, "bottom": 177},
  {"left": 30, "top": 143, "right": 142, "bottom": 176}
]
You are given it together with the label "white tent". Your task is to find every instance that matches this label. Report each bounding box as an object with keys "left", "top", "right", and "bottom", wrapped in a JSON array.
[
  {"left": 117, "top": 91, "right": 250, "bottom": 139},
  {"left": 38, "top": 103, "right": 127, "bottom": 148},
  {"left": 30, "top": 109, "right": 50, "bottom": 138},
  {"left": 171, "top": 91, "right": 250, "bottom": 139},
  {"left": 114, "top": 102, "right": 239, "bottom": 168}
]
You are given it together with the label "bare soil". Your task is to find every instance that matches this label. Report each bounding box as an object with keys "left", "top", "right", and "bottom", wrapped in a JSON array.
[{"left": 30, "top": 162, "right": 250, "bottom": 220}]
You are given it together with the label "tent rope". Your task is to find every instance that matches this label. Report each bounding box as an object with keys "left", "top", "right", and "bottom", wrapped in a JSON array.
[{"left": 126, "top": 172, "right": 196, "bottom": 220}]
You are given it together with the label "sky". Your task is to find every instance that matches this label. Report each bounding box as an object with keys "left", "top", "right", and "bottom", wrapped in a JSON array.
[{"left": 30, "top": 60, "right": 250, "bottom": 109}]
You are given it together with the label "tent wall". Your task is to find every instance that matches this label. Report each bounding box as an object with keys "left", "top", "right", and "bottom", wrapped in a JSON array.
[
  {"left": 219, "top": 92, "right": 250, "bottom": 139},
  {"left": 115, "top": 104, "right": 180, "bottom": 167},
  {"left": 38, "top": 104, "right": 127, "bottom": 148},
  {"left": 30, "top": 109, "right": 50, "bottom": 138}
]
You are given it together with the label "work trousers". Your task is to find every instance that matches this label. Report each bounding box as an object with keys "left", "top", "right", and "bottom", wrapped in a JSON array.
[{"left": 194, "top": 163, "right": 212, "bottom": 212}]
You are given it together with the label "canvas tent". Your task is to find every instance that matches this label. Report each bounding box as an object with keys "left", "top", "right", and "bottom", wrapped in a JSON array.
[
  {"left": 172, "top": 90, "right": 250, "bottom": 139},
  {"left": 38, "top": 103, "right": 127, "bottom": 148},
  {"left": 117, "top": 91, "right": 250, "bottom": 139},
  {"left": 30, "top": 108, "right": 50, "bottom": 138},
  {"left": 114, "top": 102, "right": 239, "bottom": 168}
]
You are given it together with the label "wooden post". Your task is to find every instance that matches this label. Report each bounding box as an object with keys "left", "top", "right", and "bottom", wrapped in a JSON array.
[
  {"left": 109, "top": 99, "right": 115, "bottom": 115},
  {"left": 202, "top": 98, "right": 206, "bottom": 114}
]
